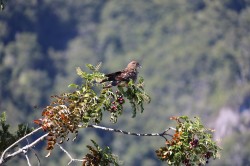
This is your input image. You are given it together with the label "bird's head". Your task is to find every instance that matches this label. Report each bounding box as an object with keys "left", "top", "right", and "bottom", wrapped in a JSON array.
[{"left": 127, "top": 60, "right": 141, "bottom": 70}]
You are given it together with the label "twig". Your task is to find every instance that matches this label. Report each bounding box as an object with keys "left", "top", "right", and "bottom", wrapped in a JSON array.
[
  {"left": 23, "top": 134, "right": 32, "bottom": 166},
  {"left": 87, "top": 125, "right": 175, "bottom": 139},
  {"left": 0, "top": 127, "right": 42, "bottom": 163},
  {"left": 56, "top": 143, "right": 85, "bottom": 165},
  {"left": 0, "top": 133, "right": 48, "bottom": 165},
  {"left": 31, "top": 148, "right": 41, "bottom": 166},
  {"left": 25, "top": 136, "right": 41, "bottom": 166},
  {"left": 23, "top": 149, "right": 31, "bottom": 166}
]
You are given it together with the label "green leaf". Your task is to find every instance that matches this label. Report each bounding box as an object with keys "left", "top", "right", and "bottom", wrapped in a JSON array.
[
  {"left": 95, "top": 62, "right": 102, "bottom": 71},
  {"left": 76, "top": 67, "right": 84, "bottom": 76},
  {"left": 68, "top": 84, "right": 78, "bottom": 89},
  {"left": 0, "top": 112, "right": 6, "bottom": 123},
  {"left": 86, "top": 64, "right": 95, "bottom": 71}
]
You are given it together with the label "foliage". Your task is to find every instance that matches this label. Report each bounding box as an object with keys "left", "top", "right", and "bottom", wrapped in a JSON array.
[
  {"left": 0, "top": 112, "right": 33, "bottom": 154},
  {"left": 31, "top": 64, "right": 221, "bottom": 165},
  {"left": 83, "top": 140, "right": 120, "bottom": 166},
  {"left": 156, "top": 116, "right": 221, "bottom": 165},
  {"left": 118, "top": 77, "right": 151, "bottom": 118},
  {"left": 1, "top": 1, "right": 250, "bottom": 164},
  {"left": 34, "top": 63, "right": 150, "bottom": 156}
]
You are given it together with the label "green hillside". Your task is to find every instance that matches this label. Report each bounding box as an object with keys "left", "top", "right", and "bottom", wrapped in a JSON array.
[{"left": 1, "top": 0, "right": 250, "bottom": 165}]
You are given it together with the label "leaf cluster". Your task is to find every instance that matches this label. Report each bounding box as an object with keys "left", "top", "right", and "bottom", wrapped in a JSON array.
[
  {"left": 34, "top": 63, "right": 150, "bottom": 155},
  {"left": 118, "top": 77, "right": 151, "bottom": 118},
  {"left": 83, "top": 140, "right": 120, "bottom": 166},
  {"left": 155, "top": 116, "right": 221, "bottom": 166}
]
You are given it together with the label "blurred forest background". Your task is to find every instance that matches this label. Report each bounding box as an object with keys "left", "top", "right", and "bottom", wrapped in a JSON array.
[{"left": 1, "top": 0, "right": 250, "bottom": 165}]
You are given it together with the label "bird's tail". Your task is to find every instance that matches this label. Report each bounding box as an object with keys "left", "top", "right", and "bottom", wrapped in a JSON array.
[
  {"left": 101, "top": 80, "right": 121, "bottom": 89},
  {"left": 100, "top": 78, "right": 108, "bottom": 83}
]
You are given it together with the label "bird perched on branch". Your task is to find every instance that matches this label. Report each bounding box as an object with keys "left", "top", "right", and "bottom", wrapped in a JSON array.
[{"left": 100, "top": 60, "right": 141, "bottom": 88}]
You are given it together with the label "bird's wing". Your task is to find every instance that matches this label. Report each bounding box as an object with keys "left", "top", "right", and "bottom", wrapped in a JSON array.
[
  {"left": 105, "top": 71, "right": 122, "bottom": 77},
  {"left": 116, "top": 69, "right": 137, "bottom": 81},
  {"left": 102, "top": 68, "right": 137, "bottom": 83},
  {"left": 104, "top": 71, "right": 122, "bottom": 81},
  {"left": 105, "top": 70, "right": 132, "bottom": 82}
]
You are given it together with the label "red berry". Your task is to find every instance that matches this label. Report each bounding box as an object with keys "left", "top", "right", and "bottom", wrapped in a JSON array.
[
  {"left": 183, "top": 159, "right": 190, "bottom": 166},
  {"left": 205, "top": 152, "right": 211, "bottom": 159},
  {"left": 193, "top": 139, "right": 199, "bottom": 145}
]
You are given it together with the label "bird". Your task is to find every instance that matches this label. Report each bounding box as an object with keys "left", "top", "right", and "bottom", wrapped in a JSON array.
[{"left": 100, "top": 60, "right": 141, "bottom": 88}]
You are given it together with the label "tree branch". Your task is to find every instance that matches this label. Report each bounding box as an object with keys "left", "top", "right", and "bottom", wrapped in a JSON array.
[
  {"left": 0, "top": 127, "right": 42, "bottom": 163},
  {"left": 0, "top": 124, "right": 175, "bottom": 165},
  {"left": 0, "top": 131, "right": 48, "bottom": 165},
  {"left": 87, "top": 124, "right": 175, "bottom": 139},
  {"left": 56, "top": 143, "right": 85, "bottom": 165}
]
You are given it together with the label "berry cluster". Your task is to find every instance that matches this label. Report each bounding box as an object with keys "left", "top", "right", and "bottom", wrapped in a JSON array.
[
  {"left": 155, "top": 116, "right": 221, "bottom": 166},
  {"left": 204, "top": 151, "right": 212, "bottom": 164},
  {"left": 189, "top": 139, "right": 199, "bottom": 149},
  {"left": 109, "top": 91, "right": 125, "bottom": 112},
  {"left": 183, "top": 158, "right": 191, "bottom": 166}
]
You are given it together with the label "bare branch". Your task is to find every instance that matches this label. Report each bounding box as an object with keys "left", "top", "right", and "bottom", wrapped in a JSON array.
[
  {"left": 56, "top": 143, "right": 85, "bottom": 165},
  {"left": 87, "top": 124, "right": 175, "bottom": 139},
  {"left": 0, "top": 127, "right": 42, "bottom": 163},
  {"left": 0, "top": 132, "right": 48, "bottom": 165}
]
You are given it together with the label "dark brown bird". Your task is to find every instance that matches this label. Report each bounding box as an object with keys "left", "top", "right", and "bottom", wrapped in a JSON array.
[{"left": 101, "top": 60, "right": 141, "bottom": 88}]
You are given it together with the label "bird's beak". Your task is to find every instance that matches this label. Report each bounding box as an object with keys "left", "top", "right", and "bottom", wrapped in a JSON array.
[{"left": 137, "top": 63, "right": 142, "bottom": 68}]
